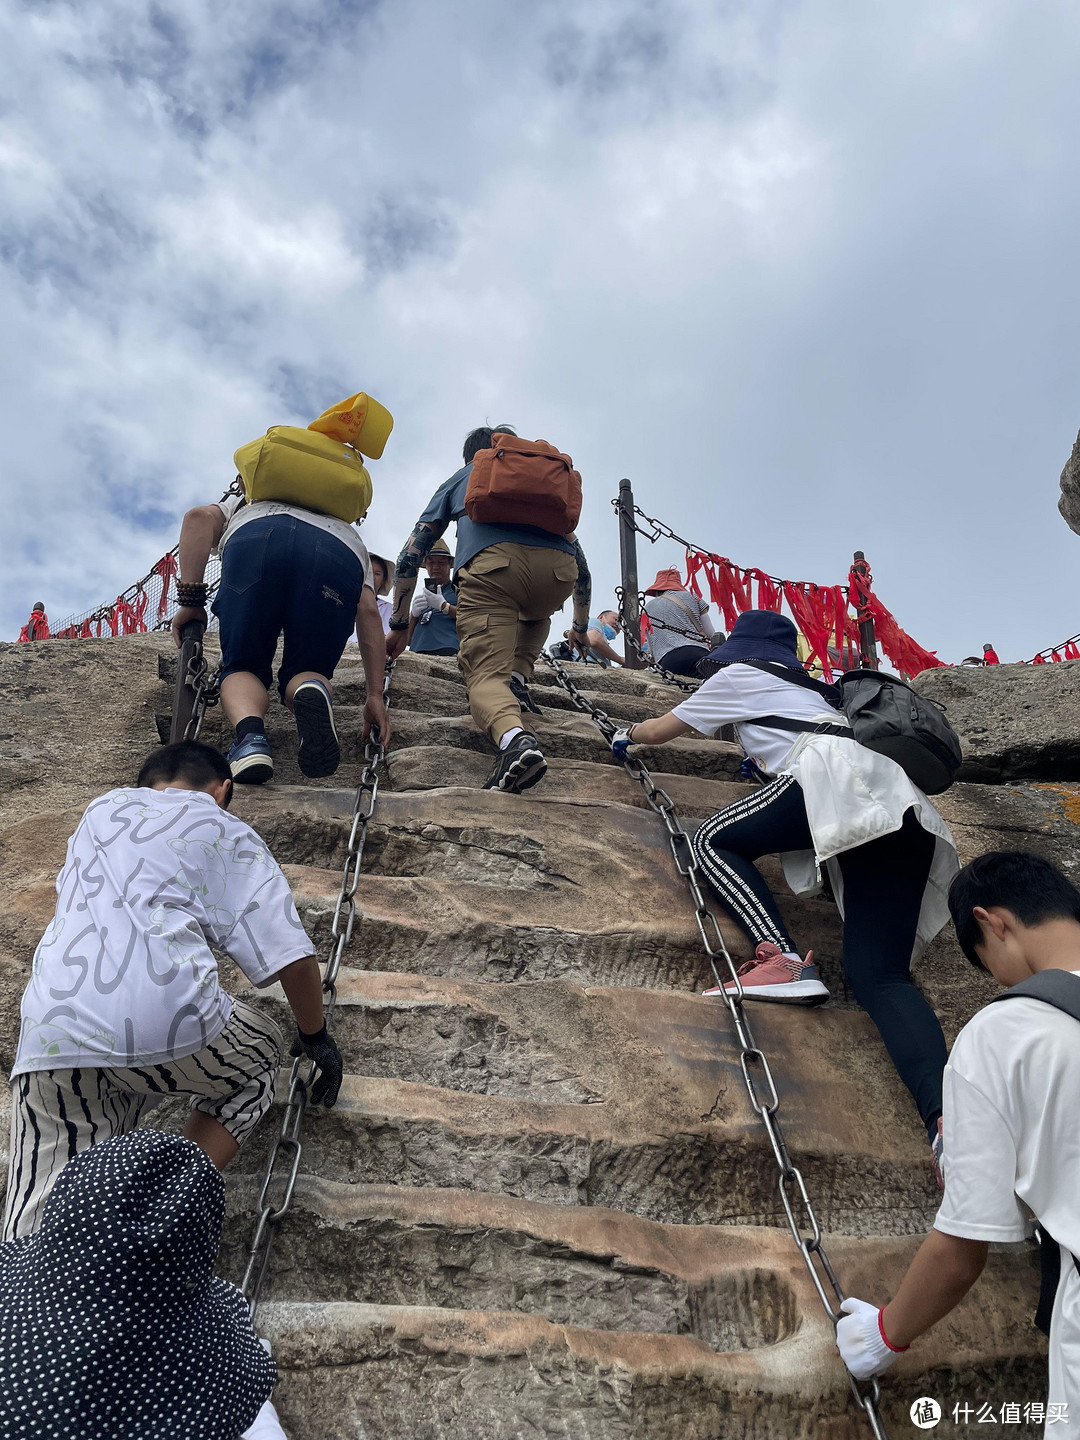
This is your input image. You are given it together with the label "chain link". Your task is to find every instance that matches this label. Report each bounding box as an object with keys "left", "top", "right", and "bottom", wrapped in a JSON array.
[
  {"left": 241, "top": 661, "right": 394, "bottom": 1320},
  {"left": 610, "top": 496, "right": 852, "bottom": 600},
  {"left": 181, "top": 636, "right": 221, "bottom": 741},
  {"left": 613, "top": 585, "right": 700, "bottom": 692},
  {"left": 540, "top": 647, "right": 889, "bottom": 1439}
]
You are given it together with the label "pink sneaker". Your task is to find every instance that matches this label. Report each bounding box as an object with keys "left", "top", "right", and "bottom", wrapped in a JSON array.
[{"left": 703, "top": 942, "right": 830, "bottom": 1006}]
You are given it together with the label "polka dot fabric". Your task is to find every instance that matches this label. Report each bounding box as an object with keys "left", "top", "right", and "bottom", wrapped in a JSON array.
[{"left": 0, "top": 1129, "right": 276, "bottom": 1439}]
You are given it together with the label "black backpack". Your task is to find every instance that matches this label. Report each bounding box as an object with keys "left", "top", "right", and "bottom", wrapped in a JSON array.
[
  {"left": 990, "top": 972, "right": 1080, "bottom": 1335},
  {"left": 738, "top": 661, "right": 963, "bottom": 795}
]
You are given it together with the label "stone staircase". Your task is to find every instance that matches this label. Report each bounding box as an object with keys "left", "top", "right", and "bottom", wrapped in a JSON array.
[{"left": 1, "top": 635, "right": 1066, "bottom": 1438}]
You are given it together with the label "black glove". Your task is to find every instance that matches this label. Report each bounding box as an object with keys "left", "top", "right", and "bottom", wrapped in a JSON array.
[{"left": 290, "top": 1024, "right": 343, "bottom": 1108}]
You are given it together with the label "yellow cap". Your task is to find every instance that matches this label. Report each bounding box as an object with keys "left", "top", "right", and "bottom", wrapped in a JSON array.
[{"left": 307, "top": 392, "right": 394, "bottom": 459}]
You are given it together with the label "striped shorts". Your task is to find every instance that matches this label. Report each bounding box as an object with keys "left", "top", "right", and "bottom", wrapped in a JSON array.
[{"left": 2, "top": 999, "right": 283, "bottom": 1240}]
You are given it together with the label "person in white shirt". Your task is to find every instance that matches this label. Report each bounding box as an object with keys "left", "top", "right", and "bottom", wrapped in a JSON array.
[
  {"left": 2, "top": 740, "right": 343, "bottom": 1241},
  {"left": 837, "top": 850, "right": 1080, "bottom": 1437},
  {"left": 367, "top": 549, "right": 394, "bottom": 634},
  {"left": 172, "top": 489, "right": 389, "bottom": 786},
  {"left": 611, "top": 609, "right": 958, "bottom": 1174}
]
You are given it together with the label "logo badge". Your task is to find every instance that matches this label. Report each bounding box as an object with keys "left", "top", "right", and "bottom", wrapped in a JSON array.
[{"left": 910, "top": 1398, "right": 942, "bottom": 1429}]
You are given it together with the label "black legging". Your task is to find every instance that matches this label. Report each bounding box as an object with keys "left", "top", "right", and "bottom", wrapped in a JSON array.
[{"left": 692, "top": 774, "right": 945, "bottom": 1138}]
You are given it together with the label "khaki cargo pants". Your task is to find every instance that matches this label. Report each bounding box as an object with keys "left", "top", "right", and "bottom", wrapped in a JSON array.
[{"left": 456, "top": 542, "right": 577, "bottom": 745}]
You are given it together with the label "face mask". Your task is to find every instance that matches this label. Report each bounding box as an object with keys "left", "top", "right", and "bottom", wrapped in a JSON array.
[{"left": 602, "top": 623, "right": 617, "bottom": 640}]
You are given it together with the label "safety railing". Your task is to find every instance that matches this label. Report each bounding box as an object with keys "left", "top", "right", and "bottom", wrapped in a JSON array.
[
  {"left": 612, "top": 482, "right": 944, "bottom": 681},
  {"left": 241, "top": 662, "right": 394, "bottom": 1319},
  {"left": 541, "top": 646, "right": 890, "bottom": 1440}
]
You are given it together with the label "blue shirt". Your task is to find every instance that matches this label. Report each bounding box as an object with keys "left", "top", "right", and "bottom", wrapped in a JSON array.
[
  {"left": 410, "top": 582, "right": 459, "bottom": 654},
  {"left": 419, "top": 465, "right": 577, "bottom": 573}
]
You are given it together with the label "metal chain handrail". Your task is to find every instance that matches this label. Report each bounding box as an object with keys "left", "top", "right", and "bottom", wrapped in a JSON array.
[
  {"left": 614, "top": 585, "right": 700, "bottom": 692},
  {"left": 181, "top": 637, "right": 221, "bottom": 741},
  {"left": 610, "top": 496, "right": 853, "bottom": 598},
  {"left": 241, "top": 661, "right": 395, "bottom": 1319},
  {"left": 540, "top": 647, "right": 889, "bottom": 1439}
]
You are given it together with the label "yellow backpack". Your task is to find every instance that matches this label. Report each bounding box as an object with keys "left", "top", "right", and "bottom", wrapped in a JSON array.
[{"left": 233, "top": 392, "right": 393, "bottom": 524}]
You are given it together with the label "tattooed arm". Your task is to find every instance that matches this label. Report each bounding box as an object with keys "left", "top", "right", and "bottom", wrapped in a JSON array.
[
  {"left": 386, "top": 518, "right": 450, "bottom": 659},
  {"left": 566, "top": 535, "right": 592, "bottom": 657}
]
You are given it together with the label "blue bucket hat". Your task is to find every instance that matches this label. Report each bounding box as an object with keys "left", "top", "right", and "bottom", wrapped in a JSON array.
[{"left": 697, "top": 609, "right": 802, "bottom": 674}]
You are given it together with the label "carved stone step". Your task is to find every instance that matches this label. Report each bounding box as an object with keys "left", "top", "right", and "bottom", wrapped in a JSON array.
[
  {"left": 226, "top": 972, "right": 942, "bottom": 1237},
  {"left": 329, "top": 667, "right": 668, "bottom": 724},
  {"left": 250, "top": 1251, "right": 1043, "bottom": 1440},
  {"left": 248, "top": 972, "right": 604, "bottom": 1104},
  {"left": 219, "top": 1179, "right": 803, "bottom": 1344}
]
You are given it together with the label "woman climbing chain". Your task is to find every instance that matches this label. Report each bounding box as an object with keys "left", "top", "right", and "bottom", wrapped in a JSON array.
[{"left": 610, "top": 608, "right": 960, "bottom": 1185}]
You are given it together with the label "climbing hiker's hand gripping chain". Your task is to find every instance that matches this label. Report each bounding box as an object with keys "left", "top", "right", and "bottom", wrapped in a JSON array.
[{"left": 172, "top": 502, "right": 227, "bottom": 646}]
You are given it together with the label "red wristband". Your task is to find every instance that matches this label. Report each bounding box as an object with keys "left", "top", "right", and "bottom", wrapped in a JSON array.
[{"left": 877, "top": 1308, "right": 909, "bottom": 1353}]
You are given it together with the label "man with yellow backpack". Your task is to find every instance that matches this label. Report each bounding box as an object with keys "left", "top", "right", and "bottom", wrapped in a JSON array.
[{"left": 172, "top": 393, "right": 393, "bottom": 784}]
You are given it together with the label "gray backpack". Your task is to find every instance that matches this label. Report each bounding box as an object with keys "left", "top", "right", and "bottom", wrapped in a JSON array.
[{"left": 742, "top": 661, "right": 963, "bottom": 795}]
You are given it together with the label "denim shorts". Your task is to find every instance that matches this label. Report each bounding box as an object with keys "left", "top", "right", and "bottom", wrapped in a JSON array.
[{"left": 212, "top": 515, "right": 364, "bottom": 698}]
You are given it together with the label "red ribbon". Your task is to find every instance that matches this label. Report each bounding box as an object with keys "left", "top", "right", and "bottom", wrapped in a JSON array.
[{"left": 152, "top": 552, "right": 179, "bottom": 622}]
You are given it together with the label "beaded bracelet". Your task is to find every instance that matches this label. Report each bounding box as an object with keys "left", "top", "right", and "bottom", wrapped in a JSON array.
[{"left": 176, "top": 581, "right": 209, "bottom": 606}]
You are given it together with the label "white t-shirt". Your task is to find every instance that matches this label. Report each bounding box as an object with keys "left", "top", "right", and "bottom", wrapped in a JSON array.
[
  {"left": 934, "top": 975, "right": 1080, "bottom": 1429},
  {"left": 215, "top": 496, "right": 376, "bottom": 577},
  {"left": 672, "top": 662, "right": 845, "bottom": 776},
  {"left": 935, "top": 975, "right": 1080, "bottom": 1248},
  {"left": 13, "top": 788, "right": 313, "bottom": 1075}
]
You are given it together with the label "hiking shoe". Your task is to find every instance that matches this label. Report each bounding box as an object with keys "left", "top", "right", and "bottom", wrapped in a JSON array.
[
  {"left": 509, "top": 676, "right": 543, "bottom": 715},
  {"left": 293, "top": 679, "right": 341, "bottom": 778},
  {"left": 931, "top": 1117, "right": 945, "bottom": 1191},
  {"left": 483, "top": 732, "right": 547, "bottom": 794},
  {"left": 702, "top": 942, "right": 829, "bottom": 1005},
  {"left": 227, "top": 733, "right": 274, "bottom": 785}
]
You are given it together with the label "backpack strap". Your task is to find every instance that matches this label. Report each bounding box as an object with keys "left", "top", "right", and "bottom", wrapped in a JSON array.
[
  {"left": 989, "top": 971, "right": 1080, "bottom": 1334},
  {"left": 747, "top": 715, "right": 852, "bottom": 737},
  {"left": 989, "top": 969, "right": 1080, "bottom": 1022},
  {"left": 665, "top": 591, "right": 709, "bottom": 638},
  {"left": 737, "top": 658, "right": 843, "bottom": 707}
]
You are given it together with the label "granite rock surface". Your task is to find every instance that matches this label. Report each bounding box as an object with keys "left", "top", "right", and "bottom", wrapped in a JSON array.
[{"left": 0, "top": 637, "right": 1061, "bottom": 1437}]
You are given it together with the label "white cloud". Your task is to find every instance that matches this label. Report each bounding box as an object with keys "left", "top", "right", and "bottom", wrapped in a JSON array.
[{"left": 1, "top": 0, "right": 1079, "bottom": 661}]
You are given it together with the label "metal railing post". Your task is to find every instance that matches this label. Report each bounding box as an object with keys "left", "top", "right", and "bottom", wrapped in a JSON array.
[
  {"left": 170, "top": 618, "right": 206, "bottom": 742},
  {"left": 851, "top": 552, "right": 879, "bottom": 671},
  {"left": 617, "top": 479, "right": 645, "bottom": 669}
]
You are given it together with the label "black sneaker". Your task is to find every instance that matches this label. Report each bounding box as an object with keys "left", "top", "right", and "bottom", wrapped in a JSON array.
[
  {"left": 483, "top": 732, "right": 547, "bottom": 793},
  {"left": 293, "top": 679, "right": 341, "bottom": 778},
  {"left": 509, "top": 676, "right": 543, "bottom": 715}
]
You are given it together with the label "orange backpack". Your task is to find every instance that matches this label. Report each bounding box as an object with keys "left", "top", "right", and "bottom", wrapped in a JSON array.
[{"left": 464, "top": 434, "right": 582, "bottom": 536}]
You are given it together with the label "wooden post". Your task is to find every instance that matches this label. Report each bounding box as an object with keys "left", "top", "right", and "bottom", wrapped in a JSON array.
[
  {"left": 170, "top": 617, "right": 205, "bottom": 742},
  {"left": 617, "top": 478, "right": 645, "bottom": 669},
  {"left": 851, "top": 551, "right": 879, "bottom": 671}
]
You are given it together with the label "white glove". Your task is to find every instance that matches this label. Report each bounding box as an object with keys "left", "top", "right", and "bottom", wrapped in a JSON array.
[
  {"left": 836, "top": 1297, "right": 905, "bottom": 1379},
  {"left": 611, "top": 728, "right": 633, "bottom": 760}
]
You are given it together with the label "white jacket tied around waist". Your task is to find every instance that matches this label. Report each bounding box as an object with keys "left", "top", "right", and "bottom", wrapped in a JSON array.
[{"left": 780, "top": 730, "right": 958, "bottom": 958}]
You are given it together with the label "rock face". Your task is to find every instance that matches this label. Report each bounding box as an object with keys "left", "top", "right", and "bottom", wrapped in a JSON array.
[
  {"left": 915, "top": 660, "right": 1080, "bottom": 782},
  {"left": 1058, "top": 426, "right": 1080, "bottom": 534},
  {"left": 0, "top": 636, "right": 1068, "bottom": 1437}
]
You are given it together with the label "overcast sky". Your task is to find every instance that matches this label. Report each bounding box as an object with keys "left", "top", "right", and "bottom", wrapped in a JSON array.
[{"left": 3, "top": 0, "right": 1080, "bottom": 660}]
